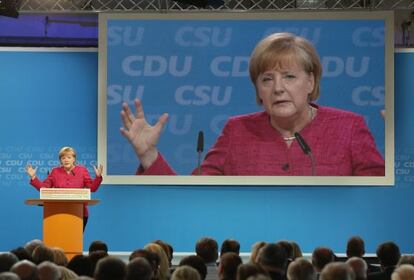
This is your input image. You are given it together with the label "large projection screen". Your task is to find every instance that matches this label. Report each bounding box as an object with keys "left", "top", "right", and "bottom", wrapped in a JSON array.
[{"left": 98, "top": 11, "right": 394, "bottom": 185}]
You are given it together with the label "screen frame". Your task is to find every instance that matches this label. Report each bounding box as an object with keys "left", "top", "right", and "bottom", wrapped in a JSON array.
[{"left": 98, "top": 11, "right": 394, "bottom": 186}]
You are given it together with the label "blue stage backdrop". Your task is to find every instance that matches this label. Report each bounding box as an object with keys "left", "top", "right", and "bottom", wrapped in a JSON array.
[
  {"left": 99, "top": 12, "right": 393, "bottom": 185},
  {"left": 0, "top": 48, "right": 412, "bottom": 254}
]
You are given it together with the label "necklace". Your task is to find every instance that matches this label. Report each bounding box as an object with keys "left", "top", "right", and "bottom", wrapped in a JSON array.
[{"left": 282, "top": 106, "right": 316, "bottom": 142}]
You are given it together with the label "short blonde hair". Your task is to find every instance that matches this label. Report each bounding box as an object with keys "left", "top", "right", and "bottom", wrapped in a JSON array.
[
  {"left": 249, "top": 32, "right": 322, "bottom": 104},
  {"left": 58, "top": 146, "right": 76, "bottom": 160},
  {"left": 392, "top": 265, "right": 414, "bottom": 280}
]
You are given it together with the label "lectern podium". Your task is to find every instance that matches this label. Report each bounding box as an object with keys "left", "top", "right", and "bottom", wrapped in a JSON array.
[{"left": 25, "top": 198, "right": 100, "bottom": 259}]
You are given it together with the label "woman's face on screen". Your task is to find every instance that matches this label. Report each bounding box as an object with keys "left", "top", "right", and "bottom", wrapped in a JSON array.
[
  {"left": 256, "top": 62, "right": 314, "bottom": 122},
  {"left": 60, "top": 153, "right": 76, "bottom": 170}
]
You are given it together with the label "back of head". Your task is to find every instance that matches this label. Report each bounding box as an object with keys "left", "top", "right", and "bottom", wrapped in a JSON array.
[
  {"left": 196, "top": 237, "right": 219, "bottom": 264},
  {"left": 67, "top": 255, "right": 93, "bottom": 277},
  {"left": 221, "top": 240, "right": 241, "bottom": 256},
  {"left": 376, "top": 241, "right": 401, "bottom": 267},
  {"left": 0, "top": 253, "right": 19, "bottom": 273},
  {"left": 126, "top": 257, "right": 153, "bottom": 280},
  {"left": 59, "top": 266, "right": 78, "bottom": 280},
  {"left": 311, "top": 247, "right": 334, "bottom": 272},
  {"left": 94, "top": 256, "right": 126, "bottom": 280},
  {"left": 0, "top": 272, "right": 20, "bottom": 280},
  {"left": 172, "top": 265, "right": 201, "bottom": 280},
  {"left": 287, "top": 257, "right": 316, "bottom": 280},
  {"left": 152, "top": 240, "right": 173, "bottom": 266},
  {"left": 397, "top": 255, "right": 414, "bottom": 266},
  {"left": 250, "top": 242, "right": 267, "bottom": 263},
  {"left": 391, "top": 264, "right": 414, "bottom": 280},
  {"left": 257, "top": 243, "right": 287, "bottom": 271},
  {"left": 346, "top": 237, "right": 365, "bottom": 258},
  {"left": 10, "top": 247, "right": 32, "bottom": 262},
  {"left": 320, "top": 262, "right": 355, "bottom": 280},
  {"left": 10, "top": 259, "right": 38, "bottom": 280},
  {"left": 24, "top": 240, "right": 44, "bottom": 256},
  {"left": 219, "top": 253, "right": 242, "bottom": 280},
  {"left": 88, "top": 250, "right": 108, "bottom": 276},
  {"left": 179, "top": 255, "right": 207, "bottom": 280},
  {"left": 129, "top": 249, "right": 160, "bottom": 274},
  {"left": 32, "top": 245, "right": 55, "bottom": 265},
  {"left": 144, "top": 243, "right": 170, "bottom": 280},
  {"left": 276, "top": 241, "right": 293, "bottom": 260},
  {"left": 290, "top": 242, "right": 303, "bottom": 260},
  {"left": 38, "top": 261, "right": 62, "bottom": 280},
  {"left": 52, "top": 248, "right": 68, "bottom": 267},
  {"left": 345, "top": 257, "right": 367, "bottom": 280},
  {"left": 88, "top": 241, "right": 108, "bottom": 255},
  {"left": 237, "top": 262, "right": 267, "bottom": 280}
]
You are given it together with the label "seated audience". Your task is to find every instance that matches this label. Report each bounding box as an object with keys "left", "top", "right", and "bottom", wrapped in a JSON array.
[
  {"left": 368, "top": 241, "right": 401, "bottom": 280},
  {"left": 286, "top": 258, "right": 316, "bottom": 280},
  {"left": 391, "top": 264, "right": 414, "bottom": 280},
  {"left": 257, "top": 243, "right": 288, "bottom": 280},
  {"left": 126, "top": 257, "right": 154, "bottom": 280},
  {"left": 145, "top": 243, "right": 171, "bottom": 280},
  {"left": 346, "top": 257, "right": 368, "bottom": 280},
  {"left": 129, "top": 248, "right": 160, "bottom": 279},
  {"left": 52, "top": 247, "right": 68, "bottom": 267},
  {"left": 237, "top": 263, "right": 268, "bottom": 280},
  {"left": 0, "top": 253, "right": 19, "bottom": 273},
  {"left": 0, "top": 272, "right": 20, "bottom": 280},
  {"left": 88, "top": 241, "right": 108, "bottom": 255},
  {"left": 94, "top": 256, "right": 126, "bottom": 280},
  {"left": 172, "top": 265, "right": 201, "bottom": 280},
  {"left": 88, "top": 250, "right": 108, "bottom": 277},
  {"left": 32, "top": 245, "right": 54, "bottom": 265},
  {"left": 220, "top": 240, "right": 241, "bottom": 256},
  {"left": 320, "top": 262, "right": 355, "bottom": 280},
  {"left": 396, "top": 256, "right": 414, "bottom": 267},
  {"left": 153, "top": 240, "right": 174, "bottom": 267},
  {"left": 67, "top": 255, "right": 93, "bottom": 277},
  {"left": 24, "top": 240, "right": 43, "bottom": 256},
  {"left": 346, "top": 236, "right": 379, "bottom": 273},
  {"left": 10, "top": 247, "right": 32, "bottom": 262},
  {"left": 311, "top": 247, "right": 335, "bottom": 278},
  {"left": 179, "top": 255, "right": 208, "bottom": 280},
  {"left": 195, "top": 237, "right": 219, "bottom": 280},
  {"left": 250, "top": 242, "right": 267, "bottom": 264},
  {"left": 38, "top": 261, "right": 62, "bottom": 280},
  {"left": 10, "top": 260, "right": 38, "bottom": 280},
  {"left": 290, "top": 242, "right": 303, "bottom": 260},
  {"left": 60, "top": 266, "right": 78, "bottom": 280},
  {"left": 218, "top": 253, "right": 242, "bottom": 280}
]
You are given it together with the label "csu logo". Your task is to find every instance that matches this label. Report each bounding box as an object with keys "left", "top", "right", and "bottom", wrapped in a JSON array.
[{"left": 175, "top": 27, "right": 232, "bottom": 47}]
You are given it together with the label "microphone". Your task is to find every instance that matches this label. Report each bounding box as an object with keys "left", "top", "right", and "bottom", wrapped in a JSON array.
[
  {"left": 294, "top": 132, "right": 316, "bottom": 175},
  {"left": 196, "top": 131, "right": 204, "bottom": 175}
]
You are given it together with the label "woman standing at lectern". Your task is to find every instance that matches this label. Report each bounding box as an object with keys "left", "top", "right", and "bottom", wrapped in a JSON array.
[{"left": 25, "top": 146, "right": 103, "bottom": 230}]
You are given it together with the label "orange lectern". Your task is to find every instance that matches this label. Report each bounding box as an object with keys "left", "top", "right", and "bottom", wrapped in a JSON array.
[{"left": 25, "top": 198, "right": 99, "bottom": 260}]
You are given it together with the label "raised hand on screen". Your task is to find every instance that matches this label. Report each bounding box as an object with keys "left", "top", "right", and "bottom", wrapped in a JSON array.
[
  {"left": 120, "top": 99, "right": 169, "bottom": 169},
  {"left": 25, "top": 164, "right": 37, "bottom": 179},
  {"left": 93, "top": 164, "right": 104, "bottom": 177}
]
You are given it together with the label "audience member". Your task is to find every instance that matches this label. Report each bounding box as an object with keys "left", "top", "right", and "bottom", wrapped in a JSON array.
[
  {"left": 51, "top": 248, "right": 68, "bottom": 267},
  {"left": 153, "top": 240, "right": 173, "bottom": 267},
  {"left": 75, "top": 277, "right": 93, "bottom": 280},
  {"left": 38, "top": 261, "right": 62, "bottom": 280},
  {"left": 0, "top": 253, "right": 19, "bottom": 273},
  {"left": 94, "top": 256, "right": 126, "bottom": 280},
  {"left": 172, "top": 265, "right": 201, "bottom": 280},
  {"left": 368, "top": 241, "right": 401, "bottom": 280},
  {"left": 396, "top": 255, "right": 414, "bottom": 267},
  {"left": 391, "top": 264, "right": 414, "bottom": 280},
  {"left": 257, "top": 243, "right": 288, "bottom": 280},
  {"left": 129, "top": 249, "right": 160, "bottom": 279},
  {"left": 88, "top": 250, "right": 108, "bottom": 277},
  {"left": 179, "top": 255, "right": 208, "bottom": 280},
  {"left": 126, "top": 257, "right": 154, "bottom": 280},
  {"left": 144, "top": 243, "right": 170, "bottom": 280},
  {"left": 311, "top": 247, "right": 335, "bottom": 277},
  {"left": 0, "top": 272, "right": 20, "bottom": 280},
  {"left": 276, "top": 241, "right": 293, "bottom": 261},
  {"left": 346, "top": 236, "right": 379, "bottom": 273},
  {"left": 32, "top": 245, "right": 54, "bottom": 265},
  {"left": 220, "top": 240, "right": 241, "bottom": 256},
  {"left": 250, "top": 242, "right": 267, "bottom": 264},
  {"left": 286, "top": 258, "right": 316, "bottom": 280},
  {"left": 346, "top": 257, "right": 367, "bottom": 280},
  {"left": 59, "top": 266, "right": 78, "bottom": 280},
  {"left": 320, "top": 262, "right": 355, "bottom": 280},
  {"left": 24, "top": 240, "right": 43, "bottom": 256},
  {"left": 10, "top": 247, "right": 32, "bottom": 262},
  {"left": 10, "top": 260, "right": 38, "bottom": 280},
  {"left": 67, "top": 255, "right": 93, "bottom": 277},
  {"left": 237, "top": 263, "right": 268, "bottom": 280},
  {"left": 218, "top": 253, "right": 242, "bottom": 280},
  {"left": 88, "top": 241, "right": 108, "bottom": 255},
  {"left": 290, "top": 243, "right": 303, "bottom": 260},
  {"left": 195, "top": 237, "right": 219, "bottom": 280}
]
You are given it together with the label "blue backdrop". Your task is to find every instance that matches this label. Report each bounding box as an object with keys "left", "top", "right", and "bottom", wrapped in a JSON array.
[{"left": 0, "top": 49, "right": 411, "bottom": 255}]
